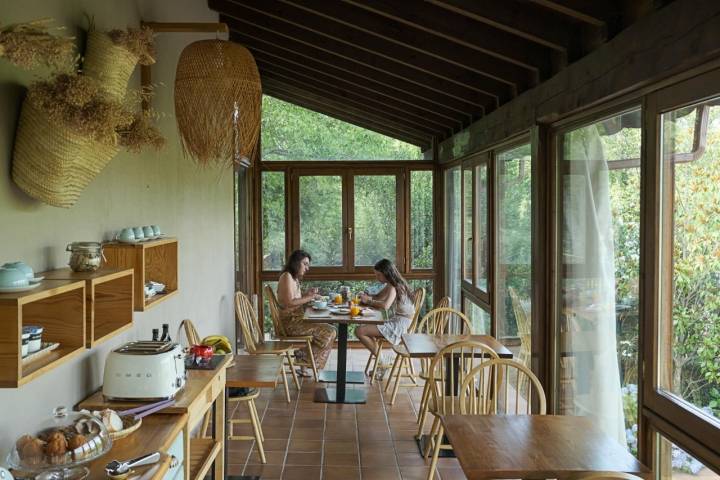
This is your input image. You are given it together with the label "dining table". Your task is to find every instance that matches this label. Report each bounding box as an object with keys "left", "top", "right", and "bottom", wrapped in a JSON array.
[
  {"left": 304, "top": 305, "right": 384, "bottom": 404},
  {"left": 401, "top": 333, "right": 513, "bottom": 456},
  {"left": 442, "top": 414, "right": 651, "bottom": 479}
]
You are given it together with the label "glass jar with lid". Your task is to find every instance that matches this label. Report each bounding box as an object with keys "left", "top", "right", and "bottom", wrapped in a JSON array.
[
  {"left": 66, "top": 242, "right": 105, "bottom": 272},
  {"left": 7, "top": 406, "right": 112, "bottom": 480}
]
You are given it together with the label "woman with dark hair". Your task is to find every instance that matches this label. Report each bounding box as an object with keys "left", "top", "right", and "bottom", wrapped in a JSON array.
[
  {"left": 356, "top": 259, "right": 415, "bottom": 377},
  {"left": 277, "top": 250, "right": 337, "bottom": 376}
]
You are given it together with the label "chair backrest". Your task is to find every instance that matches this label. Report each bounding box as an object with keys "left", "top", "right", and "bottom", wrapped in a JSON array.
[
  {"left": 179, "top": 318, "right": 201, "bottom": 346},
  {"left": 508, "top": 287, "right": 531, "bottom": 339},
  {"left": 235, "top": 291, "right": 263, "bottom": 353},
  {"left": 416, "top": 305, "right": 471, "bottom": 335},
  {"left": 264, "top": 284, "right": 288, "bottom": 337},
  {"left": 427, "top": 340, "right": 499, "bottom": 415},
  {"left": 459, "top": 358, "right": 546, "bottom": 415},
  {"left": 407, "top": 287, "right": 426, "bottom": 333}
]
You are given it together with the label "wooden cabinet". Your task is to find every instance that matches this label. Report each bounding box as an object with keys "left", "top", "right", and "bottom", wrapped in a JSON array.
[
  {"left": 102, "top": 238, "right": 178, "bottom": 312},
  {"left": 0, "top": 280, "right": 85, "bottom": 387},
  {"left": 41, "top": 268, "right": 134, "bottom": 347}
]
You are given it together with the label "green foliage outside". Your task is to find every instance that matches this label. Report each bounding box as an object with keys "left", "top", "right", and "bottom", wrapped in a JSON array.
[{"left": 261, "top": 95, "right": 423, "bottom": 160}]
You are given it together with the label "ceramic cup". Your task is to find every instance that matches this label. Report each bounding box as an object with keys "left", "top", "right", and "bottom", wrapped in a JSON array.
[
  {"left": 0, "top": 267, "right": 29, "bottom": 288},
  {"left": 133, "top": 226, "right": 145, "bottom": 241},
  {"left": 313, "top": 299, "right": 328, "bottom": 309},
  {"left": 23, "top": 325, "right": 43, "bottom": 353},
  {"left": 117, "top": 228, "right": 135, "bottom": 243},
  {"left": 2, "top": 261, "right": 33, "bottom": 280},
  {"left": 151, "top": 225, "right": 162, "bottom": 236},
  {"left": 21, "top": 332, "right": 30, "bottom": 357},
  {"left": 142, "top": 226, "right": 154, "bottom": 239}
]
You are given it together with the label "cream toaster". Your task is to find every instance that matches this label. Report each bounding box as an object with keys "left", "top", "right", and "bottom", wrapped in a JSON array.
[{"left": 103, "top": 341, "right": 186, "bottom": 400}]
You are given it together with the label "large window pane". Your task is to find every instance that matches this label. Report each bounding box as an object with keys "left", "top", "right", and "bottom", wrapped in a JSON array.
[
  {"left": 476, "top": 163, "right": 489, "bottom": 291},
  {"left": 354, "top": 175, "right": 397, "bottom": 266},
  {"left": 557, "top": 108, "right": 641, "bottom": 449},
  {"left": 300, "top": 175, "right": 343, "bottom": 266},
  {"left": 445, "top": 167, "right": 462, "bottom": 308},
  {"left": 659, "top": 100, "right": 720, "bottom": 423},
  {"left": 496, "top": 144, "right": 532, "bottom": 368},
  {"left": 463, "top": 167, "right": 473, "bottom": 282},
  {"left": 463, "top": 297, "right": 490, "bottom": 334},
  {"left": 261, "top": 171, "right": 285, "bottom": 270},
  {"left": 262, "top": 95, "right": 423, "bottom": 160},
  {"left": 657, "top": 434, "right": 720, "bottom": 479},
  {"left": 411, "top": 170, "right": 433, "bottom": 269}
]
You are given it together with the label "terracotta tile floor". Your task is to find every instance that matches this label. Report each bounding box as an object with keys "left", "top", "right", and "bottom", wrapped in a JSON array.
[{"left": 225, "top": 348, "right": 466, "bottom": 479}]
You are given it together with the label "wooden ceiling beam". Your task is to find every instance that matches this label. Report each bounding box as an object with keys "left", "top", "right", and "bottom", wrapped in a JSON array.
[
  {"left": 333, "top": 0, "right": 553, "bottom": 77},
  {"left": 229, "top": 30, "right": 472, "bottom": 124},
  {"left": 211, "top": 0, "right": 516, "bottom": 101},
  {"left": 425, "top": 0, "right": 574, "bottom": 54},
  {"left": 262, "top": 78, "right": 439, "bottom": 141},
  {"left": 260, "top": 71, "right": 448, "bottom": 138},
  {"left": 252, "top": 54, "right": 457, "bottom": 134},
  {"left": 279, "top": 0, "right": 536, "bottom": 87},
  {"left": 527, "top": 0, "right": 614, "bottom": 27},
  {"left": 263, "top": 84, "right": 432, "bottom": 148}
]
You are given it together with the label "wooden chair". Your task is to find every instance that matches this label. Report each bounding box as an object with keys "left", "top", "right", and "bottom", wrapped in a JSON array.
[
  {"left": 413, "top": 305, "right": 472, "bottom": 437},
  {"left": 228, "top": 387, "right": 267, "bottom": 463},
  {"left": 264, "top": 284, "right": 319, "bottom": 381},
  {"left": 364, "top": 287, "right": 426, "bottom": 384},
  {"left": 235, "top": 291, "right": 300, "bottom": 403},
  {"left": 508, "top": 287, "right": 531, "bottom": 368},
  {"left": 424, "top": 341, "right": 500, "bottom": 480},
  {"left": 384, "top": 295, "right": 447, "bottom": 405}
]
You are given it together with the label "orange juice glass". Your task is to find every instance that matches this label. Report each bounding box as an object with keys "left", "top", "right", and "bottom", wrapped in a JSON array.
[
  {"left": 350, "top": 305, "right": 361, "bottom": 317},
  {"left": 334, "top": 294, "right": 343, "bottom": 305}
]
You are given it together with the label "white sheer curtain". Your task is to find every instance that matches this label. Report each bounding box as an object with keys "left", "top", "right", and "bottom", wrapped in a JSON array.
[
  {"left": 561, "top": 125, "right": 626, "bottom": 445},
  {"left": 445, "top": 167, "right": 461, "bottom": 308}
]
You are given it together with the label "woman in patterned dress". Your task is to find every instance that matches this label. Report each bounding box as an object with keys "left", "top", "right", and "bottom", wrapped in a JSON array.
[
  {"left": 277, "top": 250, "right": 337, "bottom": 376},
  {"left": 355, "top": 259, "right": 415, "bottom": 374}
]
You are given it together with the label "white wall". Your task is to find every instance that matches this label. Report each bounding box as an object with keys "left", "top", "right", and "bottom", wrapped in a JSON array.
[{"left": 0, "top": 0, "right": 236, "bottom": 456}]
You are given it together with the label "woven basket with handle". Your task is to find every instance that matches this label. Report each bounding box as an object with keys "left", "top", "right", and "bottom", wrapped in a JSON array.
[
  {"left": 11, "top": 99, "right": 119, "bottom": 208},
  {"left": 82, "top": 30, "right": 139, "bottom": 101}
]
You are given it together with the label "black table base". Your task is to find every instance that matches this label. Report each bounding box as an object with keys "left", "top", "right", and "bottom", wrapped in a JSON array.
[
  {"left": 318, "top": 370, "right": 366, "bottom": 384},
  {"left": 416, "top": 434, "right": 456, "bottom": 458},
  {"left": 315, "top": 323, "right": 368, "bottom": 404}
]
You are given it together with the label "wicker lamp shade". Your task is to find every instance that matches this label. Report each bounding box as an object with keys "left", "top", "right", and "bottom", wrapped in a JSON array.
[{"left": 174, "top": 39, "right": 261, "bottom": 166}]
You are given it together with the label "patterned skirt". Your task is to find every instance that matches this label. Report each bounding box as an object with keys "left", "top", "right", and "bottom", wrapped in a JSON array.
[{"left": 283, "top": 313, "right": 337, "bottom": 369}]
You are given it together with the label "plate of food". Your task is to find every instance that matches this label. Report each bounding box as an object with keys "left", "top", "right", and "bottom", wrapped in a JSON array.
[{"left": 331, "top": 307, "right": 351, "bottom": 315}]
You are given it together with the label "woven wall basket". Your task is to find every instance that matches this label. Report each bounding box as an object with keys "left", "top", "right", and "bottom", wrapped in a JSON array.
[
  {"left": 12, "top": 99, "right": 119, "bottom": 208},
  {"left": 82, "top": 30, "right": 139, "bottom": 101},
  {"left": 174, "top": 39, "right": 261, "bottom": 166}
]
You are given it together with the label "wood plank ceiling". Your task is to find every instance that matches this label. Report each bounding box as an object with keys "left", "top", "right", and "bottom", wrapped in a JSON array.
[{"left": 208, "top": 0, "right": 670, "bottom": 150}]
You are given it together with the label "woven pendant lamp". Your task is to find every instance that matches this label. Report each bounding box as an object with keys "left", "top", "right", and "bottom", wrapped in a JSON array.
[{"left": 174, "top": 39, "right": 261, "bottom": 166}]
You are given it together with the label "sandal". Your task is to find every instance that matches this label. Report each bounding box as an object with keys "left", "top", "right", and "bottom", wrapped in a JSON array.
[{"left": 296, "top": 366, "right": 313, "bottom": 377}]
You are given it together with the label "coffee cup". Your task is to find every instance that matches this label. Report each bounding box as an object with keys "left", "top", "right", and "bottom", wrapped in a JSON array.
[
  {"left": 117, "top": 228, "right": 135, "bottom": 243},
  {"left": 0, "top": 267, "right": 29, "bottom": 288},
  {"left": 143, "top": 226, "right": 154, "bottom": 238},
  {"left": 313, "top": 299, "right": 328, "bottom": 309},
  {"left": 2, "top": 261, "right": 33, "bottom": 280},
  {"left": 133, "top": 226, "right": 145, "bottom": 240}
]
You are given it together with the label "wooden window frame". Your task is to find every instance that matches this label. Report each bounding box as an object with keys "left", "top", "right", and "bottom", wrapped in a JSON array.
[{"left": 642, "top": 68, "right": 720, "bottom": 463}]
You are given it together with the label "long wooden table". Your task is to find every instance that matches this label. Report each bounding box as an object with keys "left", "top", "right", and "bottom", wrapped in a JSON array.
[
  {"left": 79, "top": 354, "right": 231, "bottom": 480},
  {"left": 304, "top": 306, "right": 384, "bottom": 404},
  {"left": 442, "top": 414, "right": 651, "bottom": 480}
]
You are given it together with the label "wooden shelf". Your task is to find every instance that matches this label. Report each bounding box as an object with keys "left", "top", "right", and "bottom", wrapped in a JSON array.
[
  {"left": 41, "top": 268, "right": 134, "bottom": 347},
  {"left": 102, "top": 238, "right": 178, "bottom": 312},
  {"left": 188, "top": 438, "right": 222, "bottom": 480},
  {"left": 0, "top": 280, "right": 86, "bottom": 387}
]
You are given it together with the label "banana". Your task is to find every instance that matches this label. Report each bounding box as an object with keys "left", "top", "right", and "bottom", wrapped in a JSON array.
[{"left": 201, "top": 335, "right": 232, "bottom": 354}]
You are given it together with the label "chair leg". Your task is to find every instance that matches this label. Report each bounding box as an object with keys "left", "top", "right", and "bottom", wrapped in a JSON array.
[
  {"left": 424, "top": 415, "right": 440, "bottom": 460},
  {"left": 416, "top": 384, "right": 431, "bottom": 438},
  {"left": 286, "top": 351, "right": 300, "bottom": 390},
  {"left": 369, "top": 341, "right": 382, "bottom": 385},
  {"left": 249, "top": 400, "right": 264, "bottom": 441},
  {"left": 247, "top": 400, "right": 266, "bottom": 464},
  {"left": 389, "top": 356, "right": 405, "bottom": 405},
  {"left": 364, "top": 342, "right": 375, "bottom": 375},
  {"left": 306, "top": 339, "right": 319, "bottom": 382},
  {"left": 407, "top": 358, "right": 419, "bottom": 385},
  {"left": 427, "top": 424, "right": 444, "bottom": 480},
  {"left": 384, "top": 354, "right": 401, "bottom": 394},
  {"left": 280, "top": 358, "right": 291, "bottom": 403}
]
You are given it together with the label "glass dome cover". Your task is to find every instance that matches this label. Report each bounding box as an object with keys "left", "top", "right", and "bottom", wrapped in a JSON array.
[{"left": 7, "top": 406, "right": 112, "bottom": 479}]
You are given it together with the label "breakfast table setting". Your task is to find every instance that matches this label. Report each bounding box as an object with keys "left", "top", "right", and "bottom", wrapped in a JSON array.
[{"left": 304, "top": 293, "right": 384, "bottom": 404}]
